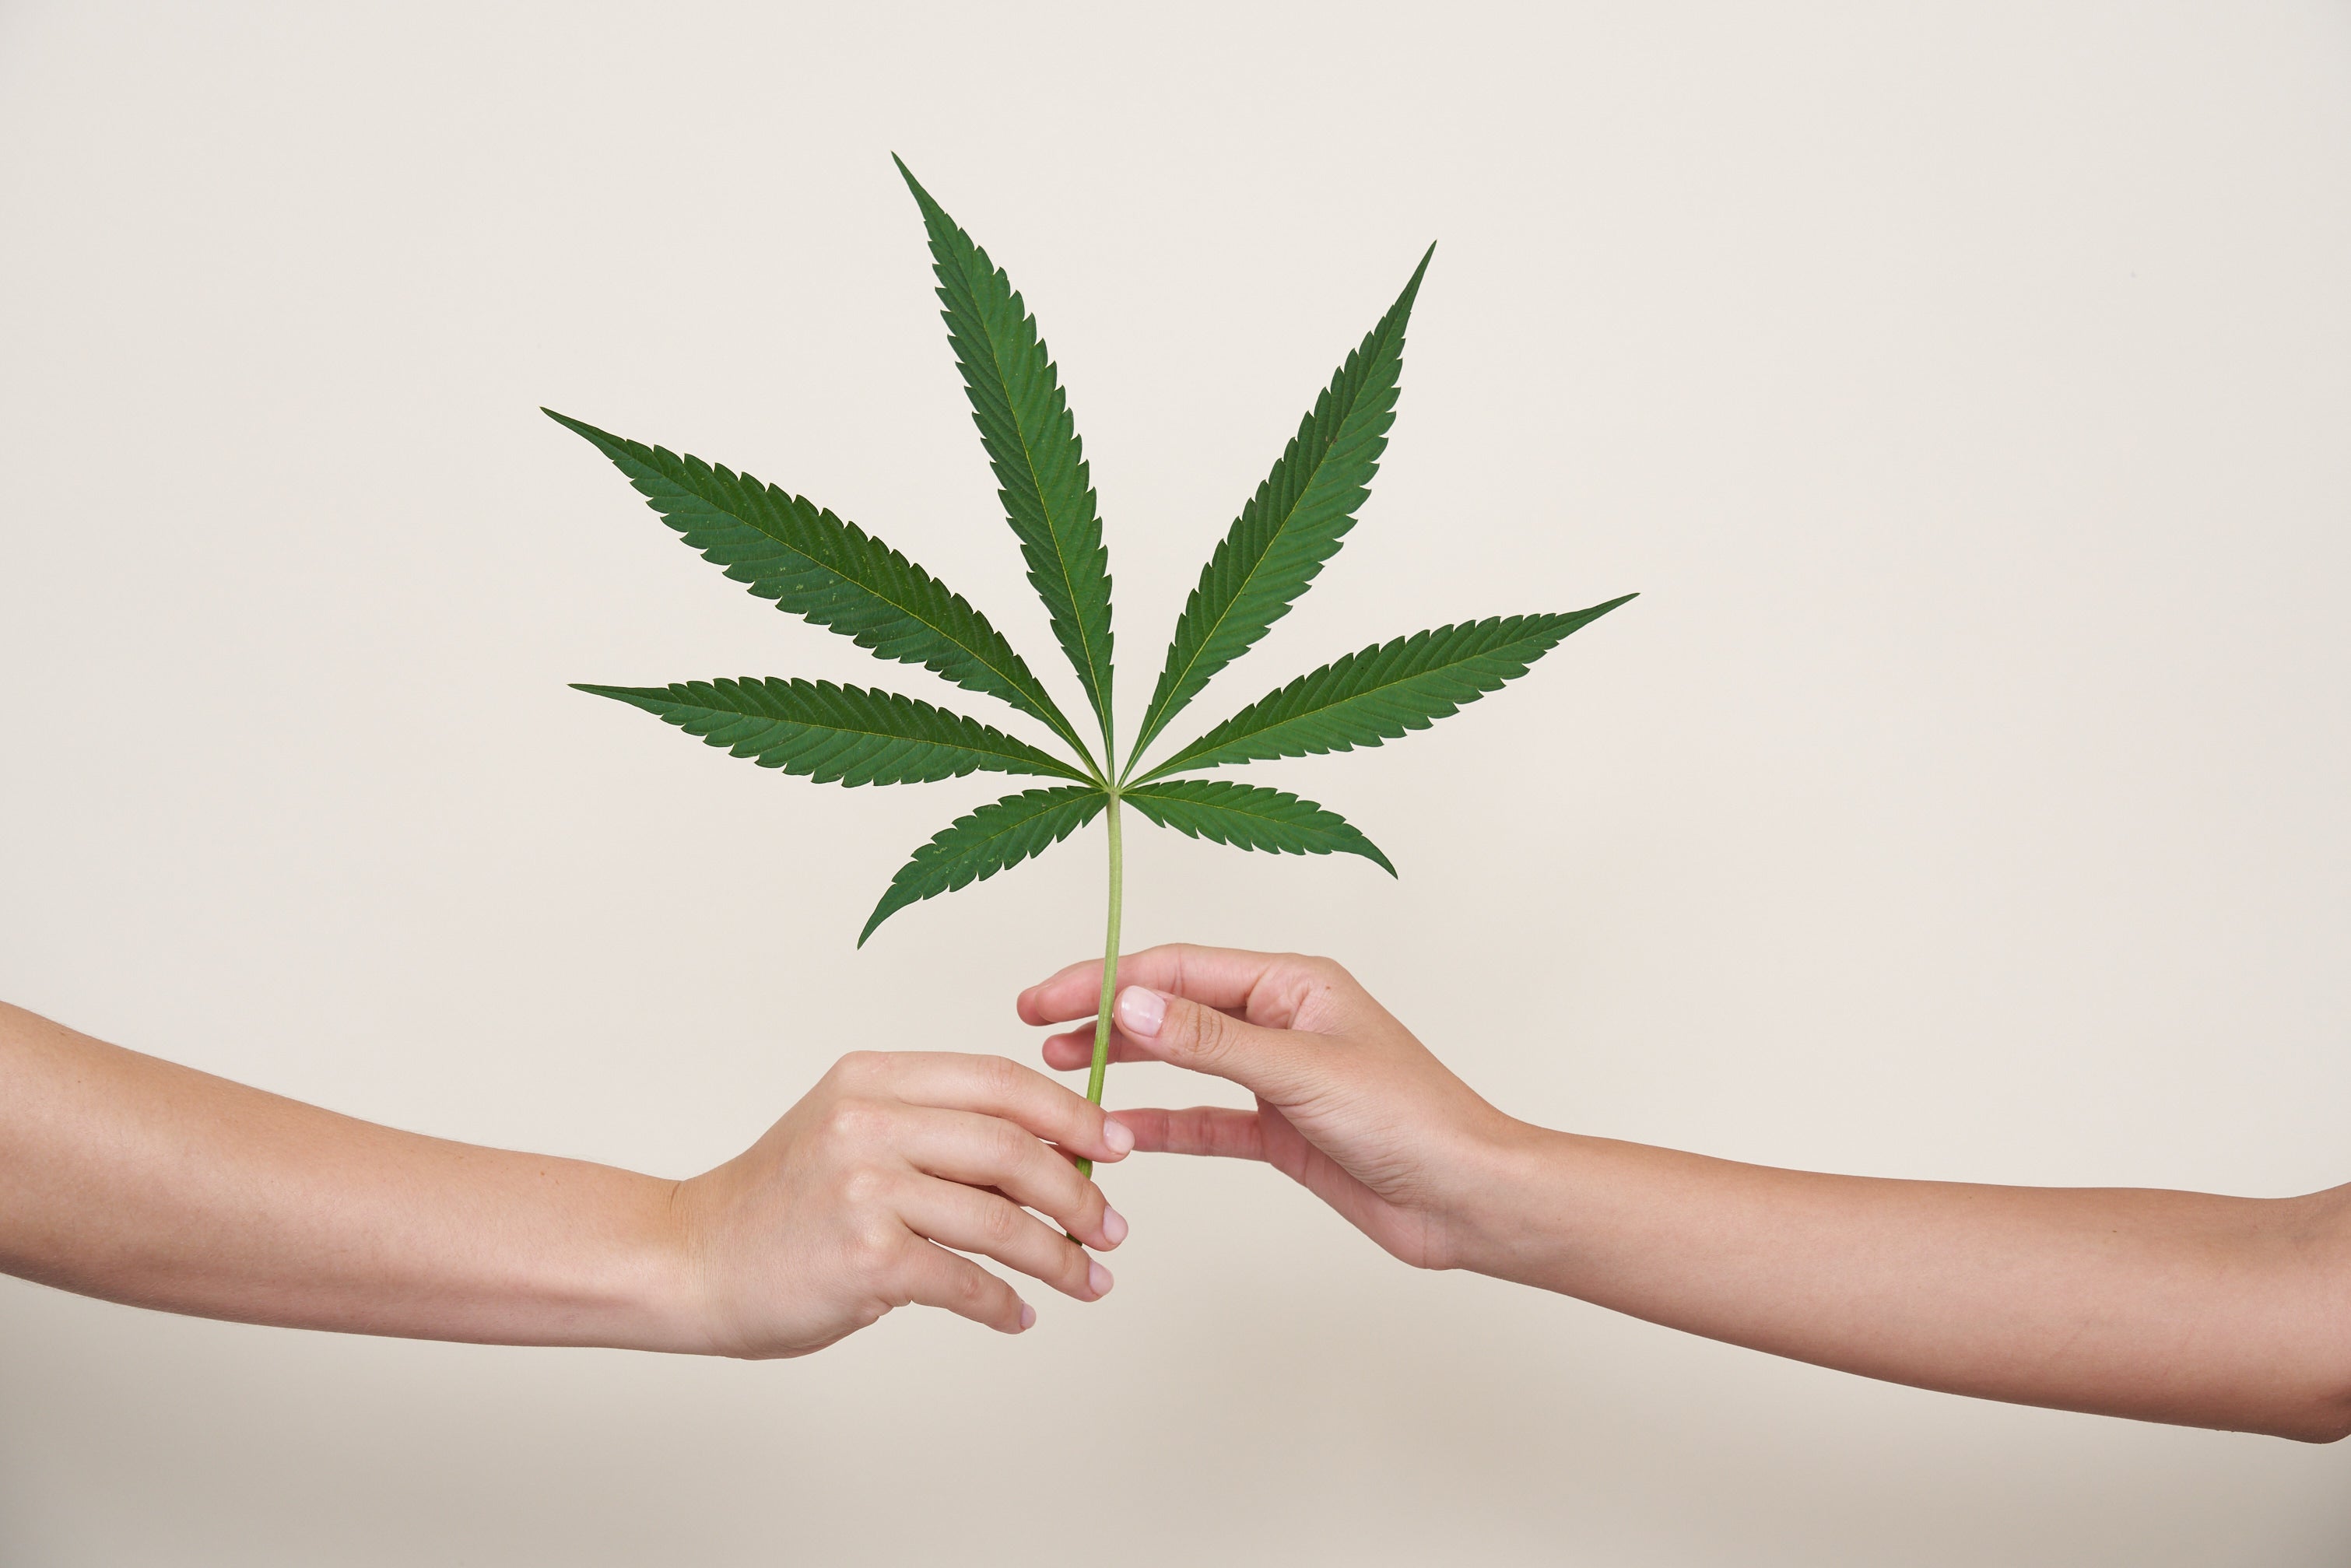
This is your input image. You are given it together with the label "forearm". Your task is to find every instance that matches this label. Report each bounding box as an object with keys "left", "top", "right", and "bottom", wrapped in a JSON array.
[
  {"left": 0, "top": 1002, "right": 697, "bottom": 1350},
  {"left": 1462, "top": 1125, "right": 2351, "bottom": 1440}
]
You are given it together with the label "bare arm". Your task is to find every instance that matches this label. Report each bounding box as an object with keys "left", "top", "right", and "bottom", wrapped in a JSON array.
[
  {"left": 2, "top": 1000, "right": 1131, "bottom": 1356},
  {"left": 1021, "top": 945, "right": 2351, "bottom": 1441},
  {"left": 1475, "top": 1131, "right": 2351, "bottom": 1439}
]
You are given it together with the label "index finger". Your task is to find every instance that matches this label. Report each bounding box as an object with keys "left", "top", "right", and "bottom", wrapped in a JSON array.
[
  {"left": 848, "top": 1051, "right": 1135, "bottom": 1165},
  {"left": 1017, "top": 944, "right": 1322, "bottom": 1031}
]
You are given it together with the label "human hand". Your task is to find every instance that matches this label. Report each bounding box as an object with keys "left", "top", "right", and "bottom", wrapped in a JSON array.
[
  {"left": 670, "top": 1051, "right": 1134, "bottom": 1357},
  {"left": 1019, "top": 945, "right": 1531, "bottom": 1273}
]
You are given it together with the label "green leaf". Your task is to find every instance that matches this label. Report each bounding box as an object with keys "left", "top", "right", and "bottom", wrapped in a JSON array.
[
  {"left": 1142, "top": 598, "right": 1635, "bottom": 778},
  {"left": 546, "top": 409, "right": 1097, "bottom": 773},
  {"left": 861, "top": 785, "right": 1108, "bottom": 945},
  {"left": 1124, "top": 780, "right": 1395, "bottom": 875},
  {"left": 572, "top": 679, "right": 1091, "bottom": 788},
  {"left": 1130, "top": 248, "right": 1433, "bottom": 764},
  {"left": 896, "top": 158, "right": 1116, "bottom": 743}
]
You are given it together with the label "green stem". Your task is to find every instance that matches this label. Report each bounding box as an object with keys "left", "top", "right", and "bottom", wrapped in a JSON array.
[{"left": 1072, "top": 793, "right": 1124, "bottom": 1179}]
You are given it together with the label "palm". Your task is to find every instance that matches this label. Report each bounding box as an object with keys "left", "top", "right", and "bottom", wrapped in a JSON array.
[{"left": 1247, "top": 1098, "right": 1433, "bottom": 1265}]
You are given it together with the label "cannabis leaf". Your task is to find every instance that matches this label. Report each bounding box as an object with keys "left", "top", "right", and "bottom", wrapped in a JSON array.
[
  {"left": 573, "top": 679, "right": 1090, "bottom": 788},
  {"left": 897, "top": 157, "right": 1117, "bottom": 750},
  {"left": 1139, "top": 602, "right": 1635, "bottom": 780},
  {"left": 558, "top": 157, "right": 1633, "bottom": 1112},
  {"left": 1128, "top": 247, "right": 1433, "bottom": 763},
  {"left": 861, "top": 786, "right": 1109, "bottom": 946},
  {"left": 1123, "top": 780, "right": 1395, "bottom": 875},
  {"left": 545, "top": 410, "right": 1099, "bottom": 771}
]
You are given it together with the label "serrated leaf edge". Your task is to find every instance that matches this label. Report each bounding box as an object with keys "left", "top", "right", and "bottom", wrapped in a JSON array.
[
  {"left": 859, "top": 784, "right": 1109, "bottom": 945},
  {"left": 1125, "top": 778, "right": 1398, "bottom": 876},
  {"left": 1128, "top": 246, "right": 1434, "bottom": 768},
  {"left": 894, "top": 157, "right": 1117, "bottom": 745},
  {"left": 1140, "top": 597, "right": 1637, "bottom": 780},
  {"left": 547, "top": 408, "right": 1100, "bottom": 777},
  {"left": 573, "top": 678, "right": 1093, "bottom": 787}
]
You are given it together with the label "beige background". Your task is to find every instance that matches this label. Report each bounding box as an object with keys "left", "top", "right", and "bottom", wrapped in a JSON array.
[{"left": 5, "top": 2, "right": 2349, "bottom": 1561}]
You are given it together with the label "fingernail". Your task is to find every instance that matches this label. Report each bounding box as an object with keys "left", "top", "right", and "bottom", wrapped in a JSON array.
[
  {"left": 1018, "top": 1302, "right": 1036, "bottom": 1331},
  {"left": 1101, "top": 1205, "right": 1128, "bottom": 1246},
  {"left": 1103, "top": 1117, "right": 1136, "bottom": 1156},
  {"left": 1116, "top": 986, "right": 1166, "bottom": 1037},
  {"left": 1088, "top": 1261, "right": 1115, "bottom": 1297}
]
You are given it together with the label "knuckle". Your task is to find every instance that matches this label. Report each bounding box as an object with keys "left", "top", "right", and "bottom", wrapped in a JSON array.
[
  {"left": 1042, "top": 1143, "right": 1092, "bottom": 1198},
  {"left": 976, "top": 1052, "right": 1023, "bottom": 1096},
  {"left": 1034, "top": 1161, "right": 1088, "bottom": 1222},
  {"left": 831, "top": 1050, "right": 885, "bottom": 1087},
  {"left": 1279, "top": 952, "right": 1355, "bottom": 1023},
  {"left": 977, "top": 1198, "right": 1023, "bottom": 1248},
  {"left": 819, "top": 1097, "right": 886, "bottom": 1148},
  {"left": 846, "top": 1220, "right": 901, "bottom": 1278},
  {"left": 987, "top": 1118, "right": 1033, "bottom": 1170},
  {"left": 835, "top": 1162, "right": 891, "bottom": 1210},
  {"left": 1299, "top": 952, "right": 1351, "bottom": 986},
  {"left": 1179, "top": 1005, "right": 1230, "bottom": 1063}
]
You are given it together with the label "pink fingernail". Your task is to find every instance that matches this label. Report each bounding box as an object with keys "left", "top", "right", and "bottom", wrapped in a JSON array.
[
  {"left": 1101, "top": 1206, "right": 1128, "bottom": 1247},
  {"left": 1116, "top": 987, "right": 1166, "bottom": 1037},
  {"left": 1018, "top": 1303, "right": 1036, "bottom": 1331},
  {"left": 1088, "top": 1261, "right": 1114, "bottom": 1297},
  {"left": 1103, "top": 1117, "right": 1136, "bottom": 1155}
]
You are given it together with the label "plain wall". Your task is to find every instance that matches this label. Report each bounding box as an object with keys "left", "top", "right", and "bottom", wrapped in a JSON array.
[{"left": 3, "top": 2, "right": 2348, "bottom": 1561}]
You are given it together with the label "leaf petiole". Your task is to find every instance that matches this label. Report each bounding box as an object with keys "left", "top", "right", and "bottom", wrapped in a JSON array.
[{"left": 1072, "top": 791, "right": 1123, "bottom": 1179}]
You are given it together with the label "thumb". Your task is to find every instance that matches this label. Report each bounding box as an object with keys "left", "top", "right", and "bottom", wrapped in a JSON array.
[{"left": 1114, "top": 985, "right": 1328, "bottom": 1102}]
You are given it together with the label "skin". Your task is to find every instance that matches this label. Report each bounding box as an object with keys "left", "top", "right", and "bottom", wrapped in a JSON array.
[
  {"left": 1021, "top": 943, "right": 2351, "bottom": 1443},
  {"left": 0, "top": 1000, "right": 1128, "bottom": 1357}
]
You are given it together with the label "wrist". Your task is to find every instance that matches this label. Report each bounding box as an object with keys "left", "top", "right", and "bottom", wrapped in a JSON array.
[
  {"left": 1434, "top": 1115, "right": 1581, "bottom": 1282},
  {"left": 626, "top": 1173, "right": 732, "bottom": 1354},
  {"left": 563, "top": 1170, "right": 713, "bottom": 1354}
]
